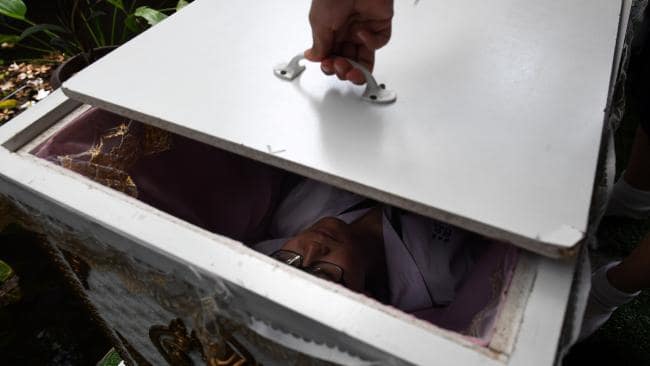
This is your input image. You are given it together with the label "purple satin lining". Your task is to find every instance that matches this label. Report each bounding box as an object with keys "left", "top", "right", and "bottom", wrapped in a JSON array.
[
  {"left": 32, "top": 107, "right": 287, "bottom": 243},
  {"left": 412, "top": 242, "right": 518, "bottom": 345},
  {"left": 32, "top": 107, "right": 518, "bottom": 345}
]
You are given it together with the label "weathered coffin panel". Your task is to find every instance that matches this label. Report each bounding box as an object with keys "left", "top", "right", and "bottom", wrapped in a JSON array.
[
  {"left": 0, "top": 0, "right": 627, "bottom": 359},
  {"left": 0, "top": 192, "right": 403, "bottom": 366},
  {"left": 0, "top": 88, "right": 582, "bottom": 366}
]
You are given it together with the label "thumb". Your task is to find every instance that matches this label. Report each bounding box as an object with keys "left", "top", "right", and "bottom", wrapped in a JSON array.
[{"left": 305, "top": 26, "right": 335, "bottom": 61}]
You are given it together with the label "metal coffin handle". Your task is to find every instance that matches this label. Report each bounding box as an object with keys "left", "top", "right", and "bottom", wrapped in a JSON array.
[{"left": 274, "top": 53, "right": 397, "bottom": 105}]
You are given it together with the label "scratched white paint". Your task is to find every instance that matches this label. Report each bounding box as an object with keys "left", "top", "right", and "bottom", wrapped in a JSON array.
[
  {"left": 0, "top": 0, "right": 626, "bottom": 363},
  {"left": 62, "top": 0, "right": 622, "bottom": 257},
  {"left": 0, "top": 89, "right": 587, "bottom": 365}
]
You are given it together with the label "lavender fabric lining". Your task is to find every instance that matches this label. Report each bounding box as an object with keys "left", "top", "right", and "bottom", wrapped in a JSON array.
[
  {"left": 32, "top": 107, "right": 287, "bottom": 243},
  {"left": 32, "top": 107, "right": 518, "bottom": 345}
]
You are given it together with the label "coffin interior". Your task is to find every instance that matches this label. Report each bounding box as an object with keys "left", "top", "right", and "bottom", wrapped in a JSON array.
[{"left": 14, "top": 105, "right": 536, "bottom": 361}]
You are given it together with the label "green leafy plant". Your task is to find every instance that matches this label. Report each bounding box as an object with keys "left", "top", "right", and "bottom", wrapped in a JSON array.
[{"left": 0, "top": 0, "right": 190, "bottom": 58}]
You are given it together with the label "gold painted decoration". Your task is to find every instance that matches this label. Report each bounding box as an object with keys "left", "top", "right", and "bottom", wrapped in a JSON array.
[
  {"left": 150, "top": 318, "right": 259, "bottom": 366},
  {"left": 149, "top": 319, "right": 198, "bottom": 366},
  {"left": 54, "top": 120, "right": 172, "bottom": 198},
  {"left": 143, "top": 124, "right": 173, "bottom": 155},
  {"left": 2, "top": 196, "right": 347, "bottom": 366}
]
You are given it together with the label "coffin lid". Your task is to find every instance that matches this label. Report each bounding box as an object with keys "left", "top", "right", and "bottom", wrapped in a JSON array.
[{"left": 61, "top": 0, "right": 622, "bottom": 258}]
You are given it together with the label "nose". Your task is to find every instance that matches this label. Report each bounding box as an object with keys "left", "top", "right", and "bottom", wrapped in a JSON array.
[{"left": 301, "top": 240, "right": 329, "bottom": 267}]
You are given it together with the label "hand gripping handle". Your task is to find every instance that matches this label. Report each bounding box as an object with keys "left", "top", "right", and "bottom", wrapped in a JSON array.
[{"left": 274, "top": 53, "right": 397, "bottom": 105}]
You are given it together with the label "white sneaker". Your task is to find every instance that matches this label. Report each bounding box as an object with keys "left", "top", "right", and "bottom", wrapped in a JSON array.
[{"left": 579, "top": 261, "right": 640, "bottom": 341}]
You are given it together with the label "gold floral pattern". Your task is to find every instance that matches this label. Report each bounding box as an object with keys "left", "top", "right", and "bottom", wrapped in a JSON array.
[
  {"left": 1, "top": 195, "right": 348, "bottom": 366},
  {"left": 149, "top": 318, "right": 259, "bottom": 366},
  {"left": 142, "top": 125, "right": 173, "bottom": 156},
  {"left": 56, "top": 121, "right": 172, "bottom": 198}
]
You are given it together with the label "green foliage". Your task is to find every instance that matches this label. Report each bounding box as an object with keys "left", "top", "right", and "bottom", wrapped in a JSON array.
[
  {"left": 0, "top": 0, "right": 26, "bottom": 21},
  {"left": 134, "top": 6, "right": 167, "bottom": 26},
  {"left": 176, "top": 0, "right": 189, "bottom": 11},
  {"left": 19, "top": 24, "right": 68, "bottom": 40},
  {"left": 97, "top": 348, "right": 123, "bottom": 366},
  {"left": 106, "top": 0, "right": 125, "bottom": 11},
  {"left": 0, "top": 0, "right": 193, "bottom": 57},
  {"left": 0, "top": 259, "right": 13, "bottom": 283},
  {"left": 124, "top": 13, "right": 138, "bottom": 33},
  {"left": 0, "top": 33, "right": 19, "bottom": 43},
  {"left": 0, "top": 99, "right": 17, "bottom": 110}
]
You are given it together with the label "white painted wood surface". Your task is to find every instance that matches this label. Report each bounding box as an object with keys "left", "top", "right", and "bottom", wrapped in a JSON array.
[
  {"left": 0, "top": 89, "right": 79, "bottom": 151},
  {"left": 0, "top": 93, "right": 578, "bottom": 365},
  {"left": 0, "top": 148, "right": 499, "bottom": 366},
  {"left": 509, "top": 256, "right": 577, "bottom": 366},
  {"left": 62, "top": 0, "right": 622, "bottom": 258},
  {"left": 0, "top": 141, "right": 573, "bottom": 366}
]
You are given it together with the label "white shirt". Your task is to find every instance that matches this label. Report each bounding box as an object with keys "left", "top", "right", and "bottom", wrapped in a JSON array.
[{"left": 253, "top": 179, "right": 483, "bottom": 313}]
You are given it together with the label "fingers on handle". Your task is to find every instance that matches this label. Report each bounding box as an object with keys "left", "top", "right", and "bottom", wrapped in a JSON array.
[
  {"left": 333, "top": 57, "right": 367, "bottom": 85},
  {"left": 320, "top": 58, "right": 335, "bottom": 75},
  {"left": 348, "top": 47, "right": 375, "bottom": 84},
  {"left": 333, "top": 57, "right": 353, "bottom": 81},
  {"left": 305, "top": 25, "right": 335, "bottom": 62},
  {"left": 346, "top": 69, "right": 366, "bottom": 85}
]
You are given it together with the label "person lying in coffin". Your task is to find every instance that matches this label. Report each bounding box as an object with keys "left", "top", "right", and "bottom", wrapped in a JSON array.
[
  {"left": 32, "top": 110, "right": 516, "bottom": 342},
  {"left": 253, "top": 178, "right": 517, "bottom": 338}
]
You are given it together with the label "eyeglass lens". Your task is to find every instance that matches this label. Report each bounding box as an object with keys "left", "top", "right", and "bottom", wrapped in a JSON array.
[{"left": 271, "top": 250, "right": 344, "bottom": 284}]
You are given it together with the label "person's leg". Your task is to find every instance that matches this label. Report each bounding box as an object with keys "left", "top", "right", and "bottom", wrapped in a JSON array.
[
  {"left": 606, "top": 7, "right": 650, "bottom": 216},
  {"left": 581, "top": 126, "right": 650, "bottom": 340},
  {"left": 623, "top": 127, "right": 650, "bottom": 190},
  {"left": 606, "top": 127, "right": 650, "bottom": 218},
  {"left": 581, "top": 23, "right": 650, "bottom": 338},
  {"left": 607, "top": 231, "right": 650, "bottom": 293},
  {"left": 580, "top": 232, "right": 649, "bottom": 340}
]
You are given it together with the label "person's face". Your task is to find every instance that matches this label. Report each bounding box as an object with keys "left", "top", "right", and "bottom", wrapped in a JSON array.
[{"left": 278, "top": 217, "right": 371, "bottom": 292}]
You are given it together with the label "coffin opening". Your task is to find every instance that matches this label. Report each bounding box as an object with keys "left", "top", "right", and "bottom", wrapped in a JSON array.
[{"left": 30, "top": 107, "right": 520, "bottom": 347}]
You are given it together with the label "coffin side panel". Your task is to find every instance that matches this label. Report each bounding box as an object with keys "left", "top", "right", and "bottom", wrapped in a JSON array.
[{"left": 0, "top": 147, "right": 510, "bottom": 366}]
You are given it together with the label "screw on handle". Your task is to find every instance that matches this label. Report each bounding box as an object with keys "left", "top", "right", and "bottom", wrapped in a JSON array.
[{"left": 274, "top": 53, "right": 396, "bottom": 105}]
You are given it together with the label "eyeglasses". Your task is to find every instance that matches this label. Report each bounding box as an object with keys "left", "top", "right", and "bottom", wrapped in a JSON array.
[{"left": 271, "top": 250, "right": 345, "bottom": 285}]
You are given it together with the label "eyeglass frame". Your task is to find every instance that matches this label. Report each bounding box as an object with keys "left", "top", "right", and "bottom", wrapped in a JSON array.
[{"left": 270, "top": 249, "right": 346, "bottom": 286}]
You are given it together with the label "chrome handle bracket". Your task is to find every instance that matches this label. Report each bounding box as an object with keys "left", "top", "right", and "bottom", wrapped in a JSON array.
[{"left": 274, "top": 53, "right": 396, "bottom": 105}]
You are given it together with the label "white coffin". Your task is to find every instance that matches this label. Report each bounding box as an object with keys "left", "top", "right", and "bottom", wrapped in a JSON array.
[{"left": 0, "top": 0, "right": 625, "bottom": 365}]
